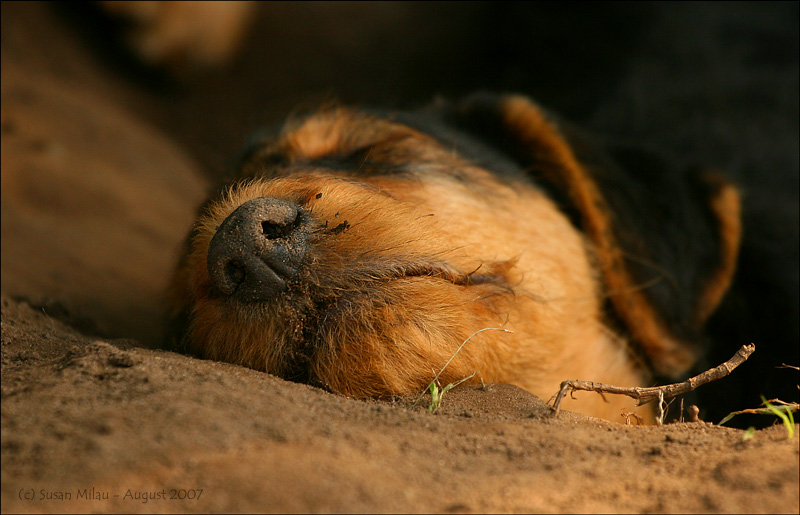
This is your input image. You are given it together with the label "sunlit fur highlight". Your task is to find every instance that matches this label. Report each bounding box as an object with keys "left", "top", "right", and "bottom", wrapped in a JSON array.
[{"left": 696, "top": 172, "right": 742, "bottom": 323}]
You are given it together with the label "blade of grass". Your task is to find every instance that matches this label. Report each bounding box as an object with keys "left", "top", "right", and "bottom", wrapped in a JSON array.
[{"left": 762, "top": 395, "right": 795, "bottom": 439}]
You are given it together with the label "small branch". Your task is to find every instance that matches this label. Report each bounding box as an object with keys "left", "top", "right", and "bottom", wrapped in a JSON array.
[{"left": 550, "top": 343, "right": 756, "bottom": 425}]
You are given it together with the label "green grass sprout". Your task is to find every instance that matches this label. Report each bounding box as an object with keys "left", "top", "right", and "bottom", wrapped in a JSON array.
[
  {"left": 761, "top": 396, "right": 795, "bottom": 439},
  {"left": 719, "top": 396, "right": 798, "bottom": 439},
  {"left": 415, "top": 327, "right": 514, "bottom": 411},
  {"left": 428, "top": 371, "right": 477, "bottom": 413}
]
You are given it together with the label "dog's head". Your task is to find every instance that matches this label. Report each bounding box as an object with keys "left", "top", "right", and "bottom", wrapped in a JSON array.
[{"left": 168, "top": 93, "right": 740, "bottom": 420}]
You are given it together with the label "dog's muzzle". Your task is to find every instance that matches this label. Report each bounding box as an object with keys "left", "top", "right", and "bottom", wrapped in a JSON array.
[{"left": 207, "top": 197, "right": 309, "bottom": 302}]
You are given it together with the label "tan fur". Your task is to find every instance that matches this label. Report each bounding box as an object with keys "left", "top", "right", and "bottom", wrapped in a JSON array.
[
  {"left": 171, "top": 107, "right": 656, "bottom": 423},
  {"left": 696, "top": 173, "right": 742, "bottom": 323}
]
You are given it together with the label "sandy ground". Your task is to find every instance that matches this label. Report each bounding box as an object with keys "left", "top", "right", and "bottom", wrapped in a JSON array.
[
  {"left": 2, "top": 3, "right": 798, "bottom": 514},
  {"left": 2, "top": 294, "right": 798, "bottom": 514}
]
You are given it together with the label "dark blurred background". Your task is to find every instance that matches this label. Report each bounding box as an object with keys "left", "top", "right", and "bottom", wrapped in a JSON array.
[
  {"left": 2, "top": 1, "right": 797, "bottom": 423},
  {"left": 3, "top": 2, "right": 795, "bottom": 181}
]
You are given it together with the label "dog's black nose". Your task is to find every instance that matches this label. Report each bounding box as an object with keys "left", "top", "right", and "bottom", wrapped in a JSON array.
[{"left": 207, "top": 197, "right": 307, "bottom": 302}]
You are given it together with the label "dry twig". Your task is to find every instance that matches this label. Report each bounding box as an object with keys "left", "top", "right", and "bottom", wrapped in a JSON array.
[{"left": 550, "top": 343, "right": 756, "bottom": 425}]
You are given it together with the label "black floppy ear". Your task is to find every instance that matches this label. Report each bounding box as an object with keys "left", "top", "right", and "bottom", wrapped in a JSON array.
[{"left": 427, "top": 93, "right": 742, "bottom": 378}]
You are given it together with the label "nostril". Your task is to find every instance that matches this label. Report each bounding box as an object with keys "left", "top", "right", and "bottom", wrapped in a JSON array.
[
  {"left": 224, "top": 260, "right": 246, "bottom": 289},
  {"left": 261, "top": 219, "right": 294, "bottom": 240},
  {"left": 260, "top": 202, "right": 299, "bottom": 240}
]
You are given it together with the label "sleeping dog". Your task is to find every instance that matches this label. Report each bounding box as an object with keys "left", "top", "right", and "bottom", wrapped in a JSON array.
[{"left": 166, "top": 93, "right": 765, "bottom": 423}]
